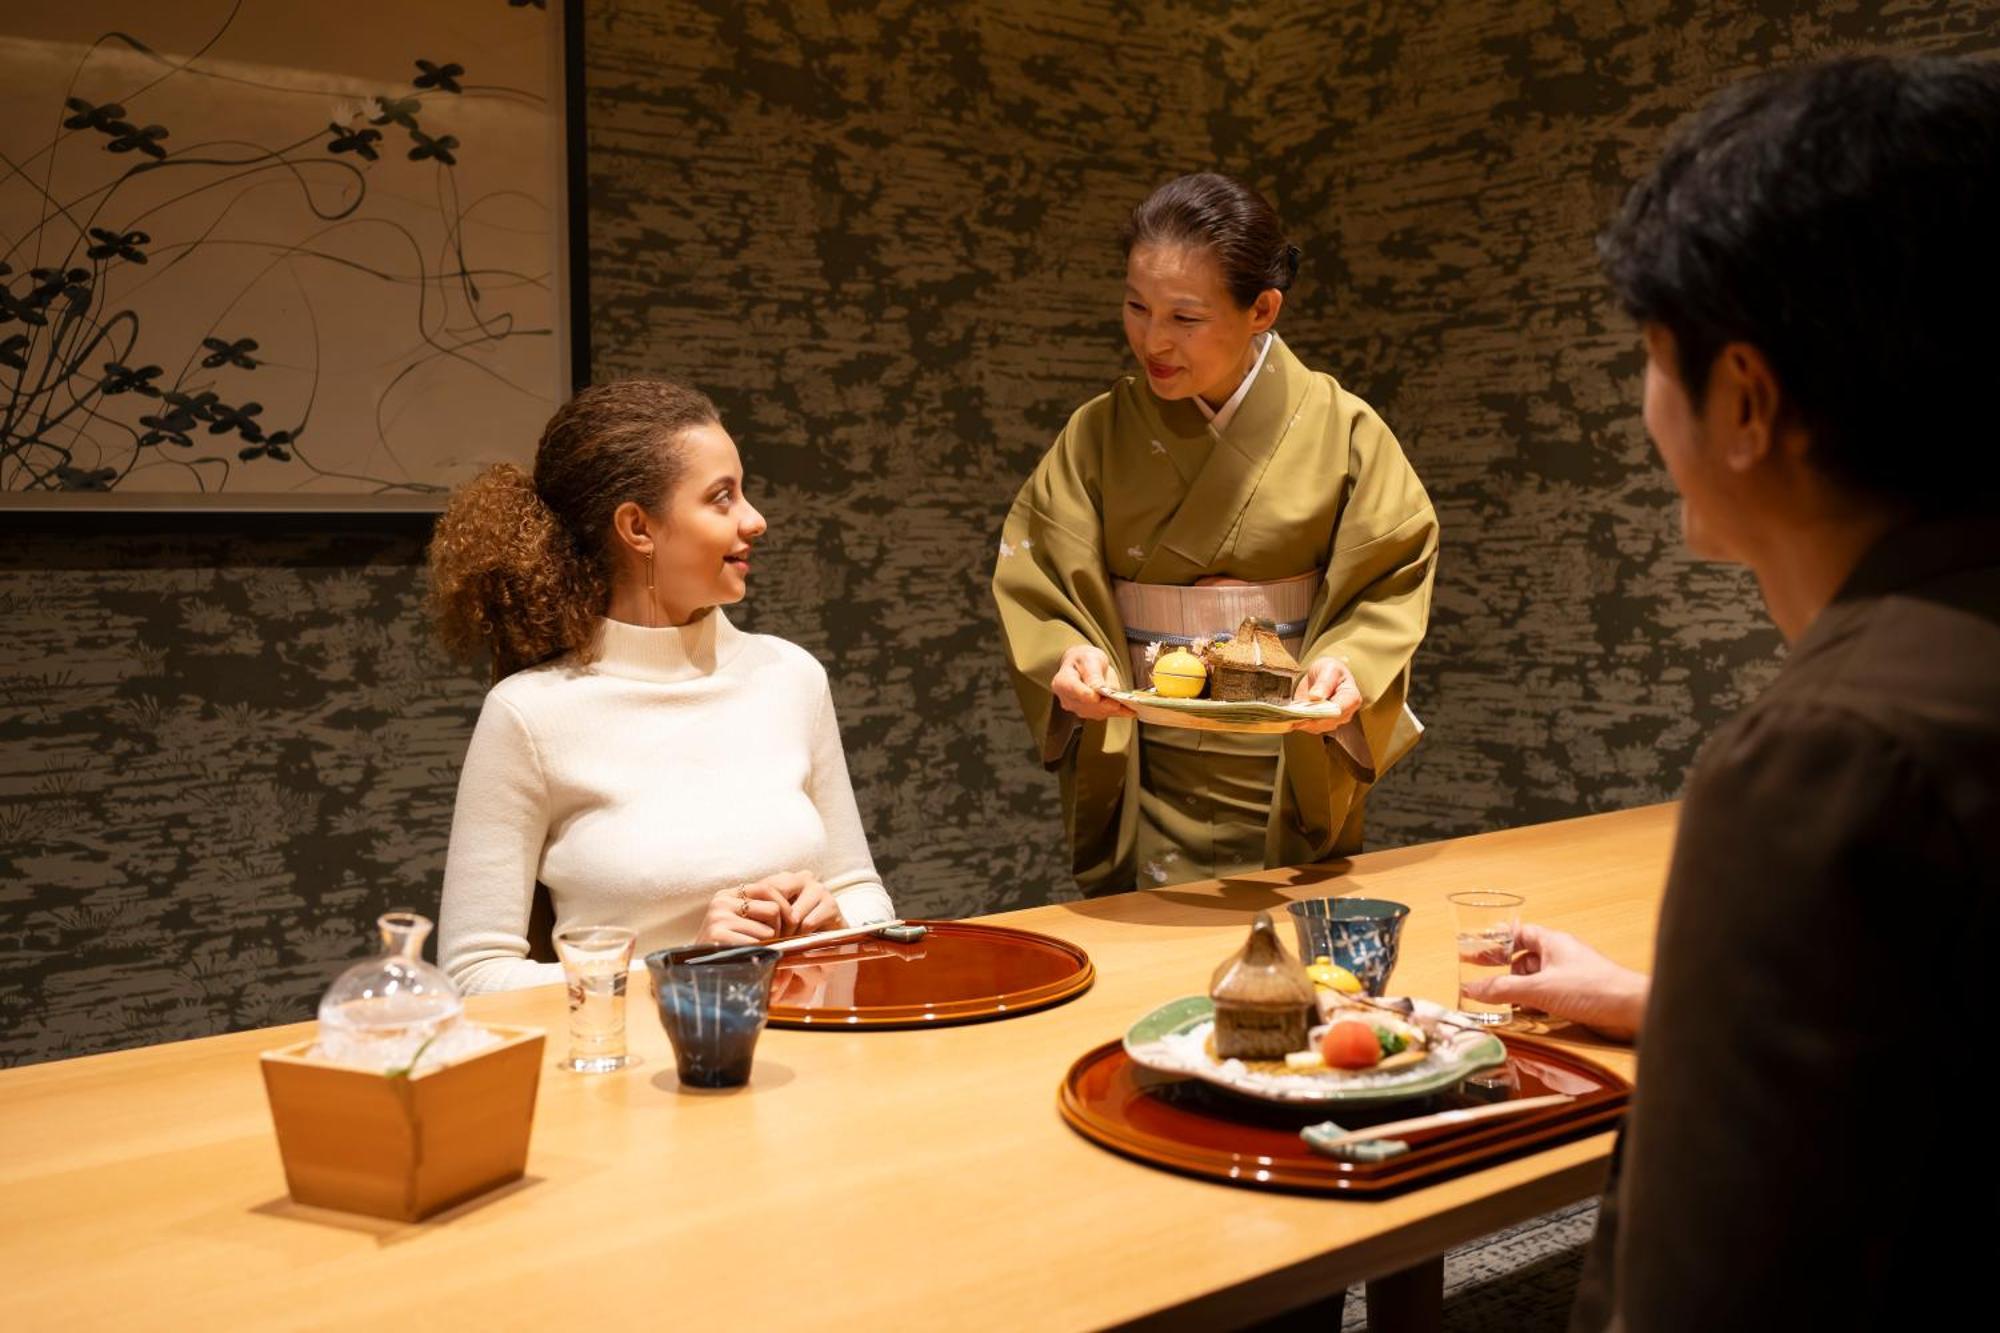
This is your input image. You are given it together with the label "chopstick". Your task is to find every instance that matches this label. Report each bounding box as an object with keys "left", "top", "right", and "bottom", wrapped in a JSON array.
[
  {"left": 1309, "top": 1094, "right": 1574, "bottom": 1150},
  {"left": 683, "top": 919, "right": 907, "bottom": 966}
]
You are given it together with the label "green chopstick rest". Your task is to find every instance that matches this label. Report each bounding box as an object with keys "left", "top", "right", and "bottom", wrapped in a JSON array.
[{"left": 1299, "top": 1122, "right": 1413, "bottom": 1162}]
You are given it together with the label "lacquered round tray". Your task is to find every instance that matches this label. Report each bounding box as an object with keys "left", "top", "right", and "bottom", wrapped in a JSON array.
[
  {"left": 1057, "top": 1033, "right": 1630, "bottom": 1195},
  {"left": 766, "top": 921, "right": 1094, "bottom": 1028}
]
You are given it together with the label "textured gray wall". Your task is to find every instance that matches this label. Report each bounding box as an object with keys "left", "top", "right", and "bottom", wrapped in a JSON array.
[
  {"left": 0, "top": 521, "right": 465, "bottom": 1061},
  {"left": 5, "top": 0, "right": 1994, "bottom": 1065},
  {"left": 1261, "top": 0, "right": 1999, "bottom": 844},
  {"left": 584, "top": 0, "right": 1256, "bottom": 921}
]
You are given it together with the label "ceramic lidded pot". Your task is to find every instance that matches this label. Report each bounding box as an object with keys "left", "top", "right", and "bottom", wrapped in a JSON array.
[
  {"left": 1202, "top": 616, "right": 1301, "bottom": 702},
  {"left": 1209, "top": 910, "right": 1317, "bottom": 1059}
]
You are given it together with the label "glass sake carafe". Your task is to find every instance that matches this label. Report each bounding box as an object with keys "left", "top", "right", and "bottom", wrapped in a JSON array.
[{"left": 316, "top": 912, "right": 465, "bottom": 1070}]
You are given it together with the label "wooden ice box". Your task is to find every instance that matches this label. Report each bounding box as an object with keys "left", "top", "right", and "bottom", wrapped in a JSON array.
[{"left": 260, "top": 1025, "right": 544, "bottom": 1221}]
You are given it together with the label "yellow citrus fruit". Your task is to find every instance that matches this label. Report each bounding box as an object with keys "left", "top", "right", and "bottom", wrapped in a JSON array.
[
  {"left": 1152, "top": 648, "right": 1207, "bottom": 699},
  {"left": 1307, "top": 957, "right": 1363, "bottom": 994}
]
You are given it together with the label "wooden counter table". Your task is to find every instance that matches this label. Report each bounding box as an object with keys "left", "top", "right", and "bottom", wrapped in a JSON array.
[{"left": 0, "top": 804, "right": 1674, "bottom": 1330}]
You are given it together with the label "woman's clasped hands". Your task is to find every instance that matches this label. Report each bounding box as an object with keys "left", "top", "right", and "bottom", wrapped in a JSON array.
[{"left": 697, "top": 871, "right": 843, "bottom": 946}]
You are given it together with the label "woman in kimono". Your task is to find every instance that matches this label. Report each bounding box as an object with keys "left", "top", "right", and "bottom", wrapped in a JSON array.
[{"left": 992, "top": 173, "right": 1436, "bottom": 894}]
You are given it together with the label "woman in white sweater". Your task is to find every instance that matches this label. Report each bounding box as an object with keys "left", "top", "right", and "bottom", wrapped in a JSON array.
[{"left": 428, "top": 378, "right": 895, "bottom": 993}]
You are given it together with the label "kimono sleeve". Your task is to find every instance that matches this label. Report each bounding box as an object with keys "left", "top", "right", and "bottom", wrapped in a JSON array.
[{"left": 991, "top": 407, "right": 1126, "bottom": 765}]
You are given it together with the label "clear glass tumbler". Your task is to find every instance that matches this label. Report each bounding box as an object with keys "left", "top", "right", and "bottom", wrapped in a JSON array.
[{"left": 554, "top": 925, "right": 637, "bottom": 1072}]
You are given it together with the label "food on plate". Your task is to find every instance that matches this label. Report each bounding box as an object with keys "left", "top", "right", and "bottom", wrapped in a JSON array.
[
  {"left": 1320, "top": 1010, "right": 1431, "bottom": 1067},
  {"left": 1312, "top": 993, "right": 1432, "bottom": 1071},
  {"left": 1320, "top": 1021, "right": 1383, "bottom": 1069},
  {"left": 1138, "top": 618, "right": 1303, "bottom": 705},
  {"left": 1305, "top": 956, "right": 1363, "bottom": 995}
]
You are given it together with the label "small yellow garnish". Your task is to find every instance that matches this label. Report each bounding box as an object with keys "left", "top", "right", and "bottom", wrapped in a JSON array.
[
  {"left": 1152, "top": 648, "right": 1207, "bottom": 699},
  {"left": 1306, "top": 956, "right": 1363, "bottom": 994}
]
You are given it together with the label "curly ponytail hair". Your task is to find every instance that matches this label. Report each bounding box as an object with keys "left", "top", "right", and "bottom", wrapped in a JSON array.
[{"left": 428, "top": 378, "right": 721, "bottom": 680}]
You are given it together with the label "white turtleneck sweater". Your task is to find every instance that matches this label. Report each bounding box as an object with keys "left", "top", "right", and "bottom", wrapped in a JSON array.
[{"left": 438, "top": 611, "right": 896, "bottom": 993}]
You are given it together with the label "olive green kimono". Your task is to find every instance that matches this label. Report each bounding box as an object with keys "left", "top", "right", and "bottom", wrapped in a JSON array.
[{"left": 991, "top": 333, "right": 1437, "bottom": 894}]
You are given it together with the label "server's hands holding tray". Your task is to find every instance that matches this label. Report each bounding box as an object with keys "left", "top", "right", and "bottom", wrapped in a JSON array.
[{"left": 1101, "top": 617, "right": 1361, "bottom": 734}]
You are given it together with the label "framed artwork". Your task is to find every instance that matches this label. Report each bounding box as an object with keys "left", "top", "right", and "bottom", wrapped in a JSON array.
[{"left": 0, "top": 0, "right": 581, "bottom": 511}]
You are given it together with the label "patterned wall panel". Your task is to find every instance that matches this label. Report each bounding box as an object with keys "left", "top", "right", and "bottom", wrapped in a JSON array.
[
  {"left": 1257, "top": 0, "right": 1999, "bottom": 844},
  {"left": 582, "top": 0, "right": 1269, "bottom": 920},
  {"left": 0, "top": 524, "right": 478, "bottom": 1065},
  {"left": 4, "top": 0, "right": 1993, "bottom": 1064}
]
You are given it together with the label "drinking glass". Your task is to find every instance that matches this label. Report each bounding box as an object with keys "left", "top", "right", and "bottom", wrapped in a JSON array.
[
  {"left": 645, "top": 945, "right": 779, "bottom": 1088},
  {"left": 1285, "top": 897, "right": 1410, "bottom": 995},
  {"left": 1448, "top": 891, "right": 1524, "bottom": 1025},
  {"left": 553, "top": 926, "right": 637, "bottom": 1072}
]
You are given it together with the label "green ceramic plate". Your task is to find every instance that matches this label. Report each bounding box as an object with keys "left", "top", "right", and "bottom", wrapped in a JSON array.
[
  {"left": 1098, "top": 687, "right": 1344, "bottom": 734},
  {"left": 1122, "top": 995, "right": 1508, "bottom": 1109}
]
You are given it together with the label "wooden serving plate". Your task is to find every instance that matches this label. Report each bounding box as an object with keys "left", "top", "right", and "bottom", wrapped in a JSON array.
[{"left": 1058, "top": 1033, "right": 1629, "bottom": 1196}]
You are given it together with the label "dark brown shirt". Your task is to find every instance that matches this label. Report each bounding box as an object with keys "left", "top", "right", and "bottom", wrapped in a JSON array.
[{"left": 1574, "top": 516, "right": 2000, "bottom": 1330}]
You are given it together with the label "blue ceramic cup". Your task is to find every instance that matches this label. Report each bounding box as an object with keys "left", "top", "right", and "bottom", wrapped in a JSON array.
[
  {"left": 1285, "top": 897, "right": 1410, "bottom": 995},
  {"left": 645, "top": 945, "right": 780, "bottom": 1088}
]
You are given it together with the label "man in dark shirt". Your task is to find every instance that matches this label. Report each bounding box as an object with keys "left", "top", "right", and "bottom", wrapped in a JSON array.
[{"left": 1465, "top": 55, "right": 2000, "bottom": 1330}]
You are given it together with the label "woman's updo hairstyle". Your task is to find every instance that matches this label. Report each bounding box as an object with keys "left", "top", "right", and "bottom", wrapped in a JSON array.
[
  {"left": 1121, "top": 172, "right": 1300, "bottom": 309},
  {"left": 429, "top": 377, "right": 720, "bottom": 680}
]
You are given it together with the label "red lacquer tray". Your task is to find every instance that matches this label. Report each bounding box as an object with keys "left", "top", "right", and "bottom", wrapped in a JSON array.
[
  {"left": 766, "top": 921, "right": 1094, "bottom": 1029},
  {"left": 1058, "top": 1033, "right": 1629, "bottom": 1196}
]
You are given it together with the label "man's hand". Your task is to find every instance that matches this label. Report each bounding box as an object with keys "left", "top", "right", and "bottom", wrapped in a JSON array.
[{"left": 1460, "top": 923, "right": 1650, "bottom": 1041}]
